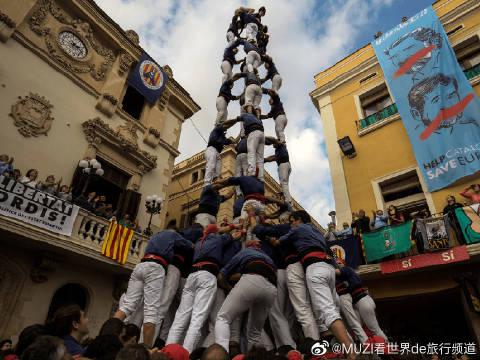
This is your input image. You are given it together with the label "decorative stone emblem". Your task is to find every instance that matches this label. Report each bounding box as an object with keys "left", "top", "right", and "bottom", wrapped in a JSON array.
[
  {"left": 119, "top": 52, "right": 135, "bottom": 76},
  {"left": 95, "top": 93, "right": 118, "bottom": 117},
  {"left": 10, "top": 93, "right": 54, "bottom": 137},
  {"left": 116, "top": 120, "right": 138, "bottom": 145},
  {"left": 143, "top": 127, "right": 161, "bottom": 148}
]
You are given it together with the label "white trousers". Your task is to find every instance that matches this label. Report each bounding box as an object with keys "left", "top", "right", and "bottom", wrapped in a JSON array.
[
  {"left": 204, "top": 146, "right": 221, "bottom": 185},
  {"left": 278, "top": 162, "right": 292, "bottom": 204},
  {"left": 339, "top": 294, "right": 369, "bottom": 343},
  {"left": 120, "top": 262, "right": 165, "bottom": 324},
  {"left": 246, "top": 50, "right": 261, "bottom": 73},
  {"left": 354, "top": 295, "right": 387, "bottom": 340},
  {"left": 246, "top": 130, "right": 264, "bottom": 180},
  {"left": 215, "top": 274, "right": 276, "bottom": 352},
  {"left": 269, "top": 269, "right": 296, "bottom": 348},
  {"left": 235, "top": 153, "right": 248, "bottom": 196},
  {"left": 306, "top": 262, "right": 342, "bottom": 329},
  {"left": 244, "top": 84, "right": 262, "bottom": 110},
  {"left": 195, "top": 213, "right": 217, "bottom": 228},
  {"left": 245, "top": 23, "right": 258, "bottom": 42},
  {"left": 272, "top": 74, "right": 283, "bottom": 92},
  {"left": 167, "top": 271, "right": 217, "bottom": 353},
  {"left": 221, "top": 61, "right": 233, "bottom": 83},
  {"left": 275, "top": 114, "right": 288, "bottom": 143},
  {"left": 216, "top": 96, "right": 228, "bottom": 124},
  {"left": 286, "top": 262, "right": 321, "bottom": 339},
  {"left": 159, "top": 277, "right": 186, "bottom": 341},
  {"left": 202, "top": 289, "right": 242, "bottom": 348}
]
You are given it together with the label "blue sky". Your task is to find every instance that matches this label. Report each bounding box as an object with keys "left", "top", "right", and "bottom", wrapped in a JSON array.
[{"left": 97, "top": 0, "right": 436, "bottom": 226}]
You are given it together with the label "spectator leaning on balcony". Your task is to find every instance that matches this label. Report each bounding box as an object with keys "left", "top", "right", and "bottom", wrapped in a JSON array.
[
  {"left": 387, "top": 205, "right": 405, "bottom": 226},
  {"left": 370, "top": 210, "right": 388, "bottom": 230},
  {"left": 351, "top": 210, "right": 371, "bottom": 235},
  {"left": 325, "top": 222, "right": 338, "bottom": 242},
  {"left": 57, "top": 185, "right": 72, "bottom": 202},
  {"left": 19, "top": 169, "right": 39, "bottom": 188},
  {"left": 443, "top": 195, "right": 465, "bottom": 244},
  {"left": 460, "top": 184, "right": 480, "bottom": 204},
  {"left": 0, "top": 154, "right": 14, "bottom": 176},
  {"left": 37, "top": 175, "right": 61, "bottom": 195}
]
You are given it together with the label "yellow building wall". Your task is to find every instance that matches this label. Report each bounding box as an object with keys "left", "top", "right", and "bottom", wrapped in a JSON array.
[{"left": 313, "top": 0, "right": 480, "bottom": 217}]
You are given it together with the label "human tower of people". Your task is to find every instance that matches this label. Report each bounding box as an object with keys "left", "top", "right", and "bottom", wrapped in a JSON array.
[{"left": 114, "top": 7, "right": 387, "bottom": 360}]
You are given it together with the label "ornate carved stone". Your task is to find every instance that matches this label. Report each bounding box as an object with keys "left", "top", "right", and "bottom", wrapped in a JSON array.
[
  {"left": 118, "top": 52, "right": 135, "bottom": 76},
  {"left": 143, "top": 127, "right": 161, "bottom": 148},
  {"left": 116, "top": 120, "right": 138, "bottom": 145},
  {"left": 28, "top": 0, "right": 115, "bottom": 81},
  {"left": 10, "top": 93, "right": 54, "bottom": 137},
  {"left": 163, "top": 65, "right": 173, "bottom": 77},
  {"left": 83, "top": 118, "right": 157, "bottom": 173},
  {"left": 0, "top": 11, "right": 16, "bottom": 42},
  {"left": 95, "top": 93, "right": 118, "bottom": 117},
  {"left": 125, "top": 29, "right": 140, "bottom": 45},
  {"left": 158, "top": 87, "right": 171, "bottom": 111}
]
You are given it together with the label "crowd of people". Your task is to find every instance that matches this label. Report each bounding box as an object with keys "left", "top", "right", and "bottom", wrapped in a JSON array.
[{"left": 0, "top": 153, "right": 139, "bottom": 229}]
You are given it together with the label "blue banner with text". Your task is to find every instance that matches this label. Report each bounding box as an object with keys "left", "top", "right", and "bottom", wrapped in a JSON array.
[{"left": 372, "top": 6, "right": 480, "bottom": 191}]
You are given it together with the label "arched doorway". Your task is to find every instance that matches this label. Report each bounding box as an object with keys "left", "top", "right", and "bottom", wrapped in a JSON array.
[{"left": 47, "top": 283, "right": 90, "bottom": 320}]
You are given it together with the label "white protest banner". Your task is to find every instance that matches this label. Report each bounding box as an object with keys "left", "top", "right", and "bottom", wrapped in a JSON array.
[{"left": 0, "top": 175, "right": 79, "bottom": 236}]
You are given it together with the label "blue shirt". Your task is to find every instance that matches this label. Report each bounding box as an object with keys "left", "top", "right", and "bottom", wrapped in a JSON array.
[
  {"left": 223, "top": 39, "right": 240, "bottom": 64},
  {"left": 226, "top": 176, "right": 264, "bottom": 196},
  {"left": 207, "top": 125, "right": 232, "bottom": 153},
  {"left": 220, "top": 247, "right": 276, "bottom": 276},
  {"left": 238, "top": 113, "right": 263, "bottom": 135},
  {"left": 279, "top": 223, "right": 327, "bottom": 255},
  {"left": 239, "top": 11, "right": 259, "bottom": 26},
  {"left": 222, "top": 239, "right": 242, "bottom": 267},
  {"left": 236, "top": 137, "right": 247, "bottom": 154},
  {"left": 339, "top": 266, "right": 363, "bottom": 292},
  {"left": 218, "top": 79, "right": 236, "bottom": 103},
  {"left": 198, "top": 185, "right": 226, "bottom": 216},
  {"left": 233, "top": 196, "right": 245, "bottom": 218},
  {"left": 0, "top": 162, "right": 13, "bottom": 176},
  {"left": 194, "top": 233, "right": 235, "bottom": 264},
  {"left": 239, "top": 71, "right": 261, "bottom": 87},
  {"left": 180, "top": 224, "right": 203, "bottom": 244},
  {"left": 145, "top": 230, "right": 193, "bottom": 263},
  {"left": 62, "top": 335, "right": 85, "bottom": 357},
  {"left": 239, "top": 39, "right": 259, "bottom": 54},
  {"left": 371, "top": 215, "right": 388, "bottom": 230},
  {"left": 253, "top": 224, "right": 292, "bottom": 269},
  {"left": 263, "top": 90, "right": 285, "bottom": 119},
  {"left": 274, "top": 144, "right": 289, "bottom": 165}
]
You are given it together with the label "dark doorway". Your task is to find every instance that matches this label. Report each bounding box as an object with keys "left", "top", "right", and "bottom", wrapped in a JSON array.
[
  {"left": 47, "top": 283, "right": 89, "bottom": 320},
  {"left": 375, "top": 288, "right": 474, "bottom": 345}
]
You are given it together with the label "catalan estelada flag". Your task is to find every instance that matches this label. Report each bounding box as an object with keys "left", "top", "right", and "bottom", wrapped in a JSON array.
[{"left": 101, "top": 221, "right": 134, "bottom": 264}]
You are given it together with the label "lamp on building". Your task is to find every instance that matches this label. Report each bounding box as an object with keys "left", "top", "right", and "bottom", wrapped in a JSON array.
[
  {"left": 78, "top": 158, "right": 104, "bottom": 195},
  {"left": 337, "top": 136, "right": 357, "bottom": 158},
  {"left": 144, "top": 195, "right": 163, "bottom": 236}
]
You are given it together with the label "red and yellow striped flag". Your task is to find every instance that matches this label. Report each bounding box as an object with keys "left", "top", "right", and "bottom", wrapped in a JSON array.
[{"left": 101, "top": 221, "right": 134, "bottom": 265}]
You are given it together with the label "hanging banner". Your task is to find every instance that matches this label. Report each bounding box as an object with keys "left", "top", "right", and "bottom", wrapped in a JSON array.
[
  {"left": 128, "top": 52, "right": 169, "bottom": 105},
  {"left": 329, "top": 234, "right": 363, "bottom": 269},
  {"left": 0, "top": 175, "right": 79, "bottom": 236},
  {"left": 455, "top": 204, "right": 480, "bottom": 244},
  {"left": 362, "top": 222, "right": 412, "bottom": 263},
  {"left": 372, "top": 6, "right": 480, "bottom": 191},
  {"left": 415, "top": 215, "right": 451, "bottom": 251}
]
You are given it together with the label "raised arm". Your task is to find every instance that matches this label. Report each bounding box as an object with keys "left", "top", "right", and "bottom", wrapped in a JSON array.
[{"left": 264, "top": 155, "right": 276, "bottom": 163}]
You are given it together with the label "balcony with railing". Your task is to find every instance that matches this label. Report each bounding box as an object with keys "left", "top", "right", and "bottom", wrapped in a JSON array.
[
  {"left": 0, "top": 206, "right": 148, "bottom": 270},
  {"left": 356, "top": 103, "right": 399, "bottom": 134},
  {"left": 464, "top": 62, "right": 480, "bottom": 81}
]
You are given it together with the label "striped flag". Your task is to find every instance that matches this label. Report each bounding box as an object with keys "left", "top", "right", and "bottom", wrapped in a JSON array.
[{"left": 101, "top": 221, "right": 134, "bottom": 264}]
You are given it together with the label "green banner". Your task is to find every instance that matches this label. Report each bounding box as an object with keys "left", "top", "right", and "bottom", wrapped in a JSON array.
[
  {"left": 362, "top": 222, "right": 413, "bottom": 262},
  {"left": 455, "top": 205, "right": 480, "bottom": 244}
]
